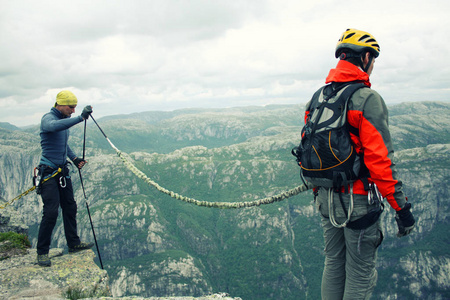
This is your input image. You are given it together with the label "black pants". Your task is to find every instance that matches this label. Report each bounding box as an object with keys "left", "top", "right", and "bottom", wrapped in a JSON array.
[{"left": 37, "top": 166, "right": 80, "bottom": 255}]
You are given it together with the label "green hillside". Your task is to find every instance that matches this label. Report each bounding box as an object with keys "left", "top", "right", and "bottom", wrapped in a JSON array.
[{"left": 1, "top": 102, "right": 449, "bottom": 299}]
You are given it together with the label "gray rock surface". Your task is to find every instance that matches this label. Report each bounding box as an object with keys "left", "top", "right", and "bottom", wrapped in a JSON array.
[
  {"left": 0, "top": 248, "right": 241, "bottom": 300},
  {"left": 0, "top": 248, "right": 110, "bottom": 299}
]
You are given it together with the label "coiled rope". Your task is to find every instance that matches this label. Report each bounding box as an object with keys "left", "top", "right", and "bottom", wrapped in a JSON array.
[{"left": 90, "top": 115, "right": 313, "bottom": 209}]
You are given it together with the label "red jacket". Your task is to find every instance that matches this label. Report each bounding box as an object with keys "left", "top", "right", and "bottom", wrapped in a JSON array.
[{"left": 306, "top": 60, "right": 407, "bottom": 211}]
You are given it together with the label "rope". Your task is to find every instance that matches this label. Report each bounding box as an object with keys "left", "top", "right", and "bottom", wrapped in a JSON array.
[
  {"left": 0, "top": 168, "right": 62, "bottom": 210},
  {"left": 102, "top": 132, "right": 312, "bottom": 209},
  {"left": 0, "top": 186, "right": 37, "bottom": 210}
]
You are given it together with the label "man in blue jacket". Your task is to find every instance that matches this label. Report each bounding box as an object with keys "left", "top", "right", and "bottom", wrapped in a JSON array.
[{"left": 37, "top": 90, "right": 94, "bottom": 267}]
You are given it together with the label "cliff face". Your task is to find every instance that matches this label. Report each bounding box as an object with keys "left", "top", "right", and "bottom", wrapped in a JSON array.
[
  {"left": 0, "top": 248, "right": 240, "bottom": 300},
  {"left": 0, "top": 102, "right": 449, "bottom": 300},
  {"left": 0, "top": 210, "right": 240, "bottom": 300}
]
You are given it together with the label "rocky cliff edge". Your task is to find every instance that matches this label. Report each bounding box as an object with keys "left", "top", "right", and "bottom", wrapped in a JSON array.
[
  {"left": 0, "top": 248, "right": 109, "bottom": 299},
  {"left": 0, "top": 207, "right": 240, "bottom": 300},
  {"left": 0, "top": 248, "right": 241, "bottom": 300}
]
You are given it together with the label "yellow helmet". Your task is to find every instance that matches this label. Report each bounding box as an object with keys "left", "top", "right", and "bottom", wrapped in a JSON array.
[{"left": 335, "top": 28, "right": 380, "bottom": 58}]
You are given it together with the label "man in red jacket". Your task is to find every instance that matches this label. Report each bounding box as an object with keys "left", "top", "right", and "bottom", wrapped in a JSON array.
[{"left": 307, "top": 29, "right": 416, "bottom": 299}]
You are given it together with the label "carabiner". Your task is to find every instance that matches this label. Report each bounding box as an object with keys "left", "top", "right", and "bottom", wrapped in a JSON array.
[
  {"left": 33, "top": 167, "right": 40, "bottom": 187},
  {"left": 59, "top": 176, "right": 66, "bottom": 188},
  {"left": 368, "top": 184, "right": 383, "bottom": 205}
]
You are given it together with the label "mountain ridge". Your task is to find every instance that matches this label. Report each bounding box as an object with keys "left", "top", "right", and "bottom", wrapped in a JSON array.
[{"left": 0, "top": 101, "right": 448, "bottom": 299}]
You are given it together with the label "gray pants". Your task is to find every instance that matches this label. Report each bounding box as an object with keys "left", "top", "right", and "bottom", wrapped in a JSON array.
[{"left": 316, "top": 188, "right": 383, "bottom": 300}]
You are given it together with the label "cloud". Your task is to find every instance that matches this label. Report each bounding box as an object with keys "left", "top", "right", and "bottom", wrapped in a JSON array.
[{"left": 0, "top": 0, "right": 449, "bottom": 126}]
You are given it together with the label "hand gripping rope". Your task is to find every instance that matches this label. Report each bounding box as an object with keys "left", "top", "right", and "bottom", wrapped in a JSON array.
[{"left": 89, "top": 114, "right": 313, "bottom": 209}]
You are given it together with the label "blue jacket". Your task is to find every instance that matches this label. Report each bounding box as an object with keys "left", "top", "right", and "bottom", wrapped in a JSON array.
[{"left": 39, "top": 107, "right": 83, "bottom": 167}]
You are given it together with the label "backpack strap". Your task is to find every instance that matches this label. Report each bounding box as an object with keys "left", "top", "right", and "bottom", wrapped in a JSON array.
[
  {"left": 308, "top": 86, "right": 326, "bottom": 112},
  {"left": 311, "top": 83, "right": 367, "bottom": 132},
  {"left": 338, "top": 82, "right": 367, "bottom": 103},
  {"left": 307, "top": 82, "right": 364, "bottom": 115}
]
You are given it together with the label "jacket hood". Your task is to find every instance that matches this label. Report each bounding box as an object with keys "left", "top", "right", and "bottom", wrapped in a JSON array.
[{"left": 325, "top": 60, "right": 371, "bottom": 87}]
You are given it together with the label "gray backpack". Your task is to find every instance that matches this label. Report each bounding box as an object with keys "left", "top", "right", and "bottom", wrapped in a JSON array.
[{"left": 292, "top": 83, "right": 367, "bottom": 190}]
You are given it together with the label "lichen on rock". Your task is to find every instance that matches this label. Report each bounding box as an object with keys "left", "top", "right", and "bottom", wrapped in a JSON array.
[{"left": 0, "top": 248, "right": 111, "bottom": 299}]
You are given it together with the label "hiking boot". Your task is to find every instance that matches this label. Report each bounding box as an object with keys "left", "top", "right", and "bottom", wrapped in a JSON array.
[
  {"left": 69, "top": 242, "right": 94, "bottom": 253},
  {"left": 37, "top": 254, "right": 51, "bottom": 267}
]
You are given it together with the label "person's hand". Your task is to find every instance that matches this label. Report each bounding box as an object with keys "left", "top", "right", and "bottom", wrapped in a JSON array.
[
  {"left": 73, "top": 157, "right": 87, "bottom": 169},
  {"left": 81, "top": 105, "right": 93, "bottom": 120},
  {"left": 395, "top": 203, "right": 415, "bottom": 237}
]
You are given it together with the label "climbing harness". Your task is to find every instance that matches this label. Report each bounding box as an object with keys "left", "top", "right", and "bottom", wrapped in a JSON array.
[
  {"left": 326, "top": 183, "right": 384, "bottom": 230},
  {"left": 0, "top": 168, "right": 62, "bottom": 210},
  {"left": 89, "top": 114, "right": 313, "bottom": 209}
]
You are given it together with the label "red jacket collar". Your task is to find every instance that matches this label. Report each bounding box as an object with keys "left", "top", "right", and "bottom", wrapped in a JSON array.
[{"left": 325, "top": 60, "right": 371, "bottom": 87}]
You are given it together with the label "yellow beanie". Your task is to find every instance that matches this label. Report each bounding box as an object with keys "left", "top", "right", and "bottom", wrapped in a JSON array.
[{"left": 55, "top": 90, "right": 78, "bottom": 107}]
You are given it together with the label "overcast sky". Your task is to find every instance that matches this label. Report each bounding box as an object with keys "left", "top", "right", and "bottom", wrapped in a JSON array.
[{"left": 1, "top": 0, "right": 449, "bottom": 127}]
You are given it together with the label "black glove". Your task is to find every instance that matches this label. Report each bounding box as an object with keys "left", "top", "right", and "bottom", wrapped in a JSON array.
[
  {"left": 81, "top": 105, "right": 93, "bottom": 120},
  {"left": 73, "top": 157, "right": 86, "bottom": 169},
  {"left": 395, "top": 202, "right": 415, "bottom": 237}
]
